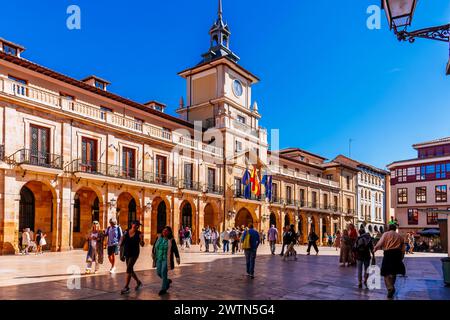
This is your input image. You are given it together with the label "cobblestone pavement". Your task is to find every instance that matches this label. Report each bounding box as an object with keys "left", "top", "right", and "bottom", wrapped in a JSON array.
[{"left": 0, "top": 244, "right": 449, "bottom": 300}]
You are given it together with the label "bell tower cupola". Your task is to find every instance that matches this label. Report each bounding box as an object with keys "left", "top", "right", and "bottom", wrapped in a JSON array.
[{"left": 200, "top": 0, "right": 239, "bottom": 64}]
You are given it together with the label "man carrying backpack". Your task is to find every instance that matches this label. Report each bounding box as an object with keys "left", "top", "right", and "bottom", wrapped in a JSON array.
[
  {"left": 241, "top": 224, "right": 260, "bottom": 279},
  {"left": 105, "top": 218, "right": 123, "bottom": 274},
  {"left": 354, "top": 227, "right": 375, "bottom": 289}
]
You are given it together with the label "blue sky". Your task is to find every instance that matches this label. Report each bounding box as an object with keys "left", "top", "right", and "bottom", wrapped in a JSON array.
[{"left": 1, "top": 0, "right": 450, "bottom": 169}]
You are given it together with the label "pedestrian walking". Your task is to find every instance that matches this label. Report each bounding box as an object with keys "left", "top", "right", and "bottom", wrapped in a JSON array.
[
  {"left": 339, "top": 229, "right": 352, "bottom": 267},
  {"left": 374, "top": 224, "right": 406, "bottom": 299},
  {"left": 120, "top": 220, "right": 144, "bottom": 295},
  {"left": 238, "top": 227, "right": 244, "bottom": 252},
  {"left": 35, "top": 229, "right": 46, "bottom": 255},
  {"left": 153, "top": 226, "right": 180, "bottom": 295},
  {"left": 348, "top": 224, "right": 358, "bottom": 266},
  {"left": 260, "top": 230, "right": 266, "bottom": 245},
  {"left": 354, "top": 228, "right": 375, "bottom": 288},
  {"left": 21, "top": 228, "right": 32, "bottom": 255},
  {"left": 178, "top": 227, "right": 185, "bottom": 247},
  {"left": 306, "top": 230, "right": 319, "bottom": 255},
  {"left": 221, "top": 228, "right": 231, "bottom": 253},
  {"left": 267, "top": 225, "right": 278, "bottom": 255},
  {"left": 327, "top": 234, "right": 333, "bottom": 247},
  {"left": 241, "top": 224, "right": 260, "bottom": 279},
  {"left": 230, "top": 228, "right": 239, "bottom": 254},
  {"left": 334, "top": 230, "right": 341, "bottom": 252},
  {"left": 105, "top": 218, "right": 122, "bottom": 273},
  {"left": 199, "top": 228, "right": 206, "bottom": 252},
  {"left": 184, "top": 227, "right": 191, "bottom": 249},
  {"left": 85, "top": 221, "right": 105, "bottom": 274},
  {"left": 204, "top": 226, "right": 211, "bottom": 252},
  {"left": 283, "top": 224, "right": 298, "bottom": 261},
  {"left": 279, "top": 226, "right": 288, "bottom": 256},
  {"left": 211, "top": 227, "right": 219, "bottom": 252}
]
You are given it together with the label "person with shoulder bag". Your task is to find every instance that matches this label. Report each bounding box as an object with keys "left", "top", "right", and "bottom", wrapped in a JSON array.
[
  {"left": 242, "top": 224, "right": 260, "bottom": 279},
  {"left": 105, "top": 218, "right": 122, "bottom": 274},
  {"left": 154, "top": 226, "right": 180, "bottom": 295},
  {"left": 120, "top": 221, "right": 144, "bottom": 295}
]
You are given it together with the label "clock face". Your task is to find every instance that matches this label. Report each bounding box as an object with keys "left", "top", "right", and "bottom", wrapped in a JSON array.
[{"left": 232, "top": 79, "right": 243, "bottom": 97}]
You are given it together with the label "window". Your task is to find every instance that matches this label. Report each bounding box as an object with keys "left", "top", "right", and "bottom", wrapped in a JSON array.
[
  {"left": 323, "top": 194, "right": 328, "bottom": 208},
  {"left": 397, "top": 168, "right": 407, "bottom": 182},
  {"left": 416, "top": 187, "right": 427, "bottom": 203},
  {"left": 81, "top": 137, "right": 98, "bottom": 172},
  {"left": 208, "top": 168, "right": 216, "bottom": 192},
  {"left": 334, "top": 195, "right": 338, "bottom": 208},
  {"left": 235, "top": 178, "right": 242, "bottom": 197},
  {"left": 155, "top": 155, "right": 167, "bottom": 183},
  {"left": 134, "top": 118, "right": 144, "bottom": 131},
  {"left": 326, "top": 174, "right": 333, "bottom": 180},
  {"left": 312, "top": 192, "right": 317, "bottom": 208},
  {"left": 436, "top": 164, "right": 447, "bottom": 179},
  {"left": 426, "top": 165, "right": 435, "bottom": 175},
  {"left": 299, "top": 189, "right": 305, "bottom": 206},
  {"left": 397, "top": 188, "right": 408, "bottom": 204},
  {"left": 100, "top": 106, "right": 112, "bottom": 120},
  {"left": 346, "top": 198, "right": 351, "bottom": 213},
  {"left": 436, "top": 185, "right": 447, "bottom": 202},
  {"left": 3, "top": 44, "right": 17, "bottom": 56},
  {"left": 286, "top": 186, "right": 292, "bottom": 204},
  {"left": 346, "top": 176, "right": 350, "bottom": 190},
  {"left": 95, "top": 80, "right": 106, "bottom": 90},
  {"left": 30, "top": 125, "right": 50, "bottom": 166},
  {"left": 235, "top": 140, "right": 242, "bottom": 153},
  {"left": 184, "top": 163, "right": 193, "bottom": 189},
  {"left": 237, "top": 115, "right": 246, "bottom": 124},
  {"left": 427, "top": 211, "right": 438, "bottom": 225},
  {"left": 408, "top": 209, "right": 419, "bottom": 225},
  {"left": 122, "top": 147, "right": 136, "bottom": 178},
  {"left": 272, "top": 183, "right": 278, "bottom": 202}
]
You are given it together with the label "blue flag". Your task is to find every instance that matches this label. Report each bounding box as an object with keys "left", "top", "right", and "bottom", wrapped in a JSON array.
[
  {"left": 242, "top": 169, "right": 251, "bottom": 199},
  {"left": 261, "top": 174, "right": 272, "bottom": 200}
]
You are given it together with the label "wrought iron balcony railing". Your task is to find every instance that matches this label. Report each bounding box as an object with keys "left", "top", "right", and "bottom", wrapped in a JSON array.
[
  {"left": 67, "top": 159, "right": 178, "bottom": 187},
  {"left": 234, "top": 186, "right": 262, "bottom": 201},
  {"left": 205, "top": 184, "right": 224, "bottom": 195},
  {"left": 8, "top": 149, "right": 63, "bottom": 169},
  {"left": 179, "top": 179, "right": 202, "bottom": 192}
]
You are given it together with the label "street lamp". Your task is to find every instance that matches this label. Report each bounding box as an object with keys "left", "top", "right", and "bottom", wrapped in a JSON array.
[{"left": 382, "top": 0, "right": 450, "bottom": 75}]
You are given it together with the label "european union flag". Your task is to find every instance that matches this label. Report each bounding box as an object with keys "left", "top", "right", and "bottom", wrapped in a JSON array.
[{"left": 261, "top": 174, "right": 272, "bottom": 200}]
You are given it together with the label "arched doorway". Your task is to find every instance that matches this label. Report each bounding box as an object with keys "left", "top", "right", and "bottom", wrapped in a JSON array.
[
  {"left": 204, "top": 203, "right": 218, "bottom": 229},
  {"left": 117, "top": 192, "right": 139, "bottom": 230},
  {"left": 181, "top": 202, "right": 192, "bottom": 229},
  {"left": 284, "top": 214, "right": 290, "bottom": 227},
  {"left": 270, "top": 212, "right": 277, "bottom": 228},
  {"left": 235, "top": 208, "right": 253, "bottom": 228},
  {"left": 157, "top": 201, "right": 167, "bottom": 234},
  {"left": 19, "top": 186, "right": 35, "bottom": 232},
  {"left": 19, "top": 182, "right": 54, "bottom": 250},
  {"left": 73, "top": 188, "right": 102, "bottom": 248}
]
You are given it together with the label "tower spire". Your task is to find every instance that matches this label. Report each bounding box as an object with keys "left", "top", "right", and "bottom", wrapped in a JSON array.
[
  {"left": 218, "top": 0, "right": 223, "bottom": 21},
  {"left": 200, "top": 0, "right": 239, "bottom": 64}
]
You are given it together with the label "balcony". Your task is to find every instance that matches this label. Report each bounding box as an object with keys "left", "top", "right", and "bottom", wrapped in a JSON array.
[
  {"left": 232, "top": 120, "right": 259, "bottom": 138},
  {"left": 67, "top": 159, "right": 178, "bottom": 187},
  {"left": 205, "top": 184, "right": 224, "bottom": 195},
  {"left": 234, "top": 186, "right": 262, "bottom": 201},
  {"left": 179, "top": 179, "right": 202, "bottom": 192},
  {"left": 0, "top": 77, "right": 223, "bottom": 157},
  {"left": 8, "top": 149, "right": 63, "bottom": 170},
  {"left": 269, "top": 165, "right": 340, "bottom": 188}
]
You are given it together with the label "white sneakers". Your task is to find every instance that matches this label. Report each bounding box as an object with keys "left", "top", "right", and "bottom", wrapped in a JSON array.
[{"left": 110, "top": 267, "right": 116, "bottom": 274}]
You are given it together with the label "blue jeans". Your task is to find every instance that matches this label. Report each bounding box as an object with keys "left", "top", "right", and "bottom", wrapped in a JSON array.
[
  {"left": 357, "top": 259, "right": 370, "bottom": 282},
  {"left": 205, "top": 239, "right": 210, "bottom": 252},
  {"left": 244, "top": 249, "right": 257, "bottom": 276},
  {"left": 156, "top": 259, "right": 169, "bottom": 290},
  {"left": 223, "top": 240, "right": 229, "bottom": 252}
]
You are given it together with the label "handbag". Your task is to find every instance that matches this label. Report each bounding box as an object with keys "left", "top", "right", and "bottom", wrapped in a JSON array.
[{"left": 39, "top": 237, "right": 47, "bottom": 246}]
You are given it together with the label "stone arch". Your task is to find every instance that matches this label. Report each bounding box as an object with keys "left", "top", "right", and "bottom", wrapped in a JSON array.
[
  {"left": 269, "top": 212, "right": 278, "bottom": 228},
  {"left": 298, "top": 213, "right": 308, "bottom": 244},
  {"left": 117, "top": 192, "right": 141, "bottom": 230},
  {"left": 151, "top": 196, "right": 171, "bottom": 242},
  {"left": 180, "top": 199, "right": 197, "bottom": 242},
  {"left": 19, "top": 181, "right": 56, "bottom": 250},
  {"left": 72, "top": 187, "right": 104, "bottom": 248},
  {"left": 204, "top": 203, "right": 219, "bottom": 230},
  {"left": 235, "top": 207, "right": 257, "bottom": 229}
]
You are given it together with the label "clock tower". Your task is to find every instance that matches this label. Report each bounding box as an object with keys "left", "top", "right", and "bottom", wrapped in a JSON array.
[{"left": 177, "top": 0, "right": 269, "bottom": 231}]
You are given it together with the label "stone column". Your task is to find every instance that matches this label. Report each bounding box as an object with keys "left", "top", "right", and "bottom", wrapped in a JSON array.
[
  {"left": 58, "top": 181, "right": 72, "bottom": 251},
  {"left": 0, "top": 174, "right": 20, "bottom": 254},
  {"left": 51, "top": 188, "right": 60, "bottom": 252},
  {"left": 142, "top": 193, "right": 153, "bottom": 246},
  {"left": 319, "top": 216, "right": 323, "bottom": 246}
]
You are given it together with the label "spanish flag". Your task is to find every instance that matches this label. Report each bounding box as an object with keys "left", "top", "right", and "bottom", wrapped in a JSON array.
[{"left": 250, "top": 167, "right": 261, "bottom": 197}]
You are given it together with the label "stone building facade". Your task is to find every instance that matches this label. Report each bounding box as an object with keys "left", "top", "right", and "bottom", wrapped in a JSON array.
[{"left": 0, "top": 3, "right": 387, "bottom": 254}]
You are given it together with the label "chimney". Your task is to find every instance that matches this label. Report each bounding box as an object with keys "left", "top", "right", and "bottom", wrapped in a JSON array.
[
  {"left": 81, "top": 75, "right": 110, "bottom": 91},
  {"left": 143, "top": 100, "right": 166, "bottom": 113}
]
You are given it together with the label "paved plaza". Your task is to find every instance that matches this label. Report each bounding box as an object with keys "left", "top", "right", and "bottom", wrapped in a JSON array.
[{"left": 0, "top": 244, "right": 449, "bottom": 300}]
